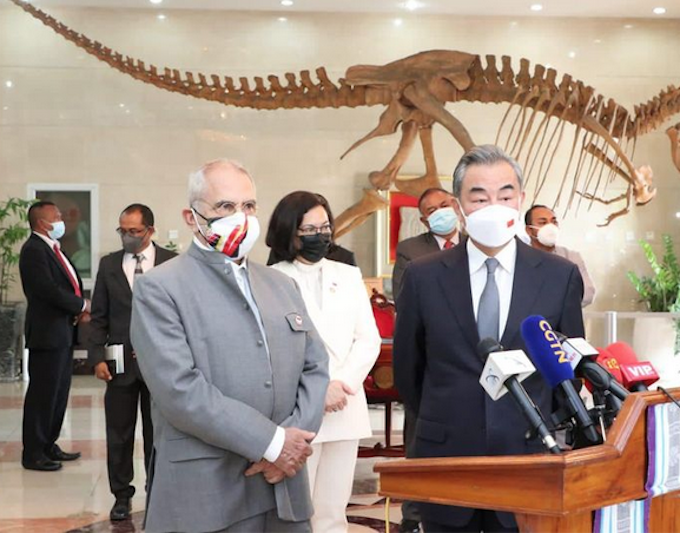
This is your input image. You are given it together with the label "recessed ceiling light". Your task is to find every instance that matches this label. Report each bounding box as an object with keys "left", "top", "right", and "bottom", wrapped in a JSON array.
[
  {"left": 530, "top": 4, "right": 543, "bottom": 11},
  {"left": 119, "top": 103, "right": 126, "bottom": 108},
  {"left": 653, "top": 7, "right": 666, "bottom": 15},
  {"left": 280, "top": 0, "right": 293, "bottom": 6},
  {"left": 278, "top": 16, "right": 287, "bottom": 22},
  {"left": 5, "top": 80, "right": 13, "bottom": 88},
  {"left": 675, "top": 211, "right": 680, "bottom": 219},
  {"left": 393, "top": 18, "right": 403, "bottom": 27},
  {"left": 568, "top": 51, "right": 576, "bottom": 58},
  {"left": 594, "top": 39, "right": 602, "bottom": 43},
  {"left": 401, "top": 0, "right": 424, "bottom": 10},
  {"left": 149, "top": 0, "right": 162, "bottom": 4},
  {"left": 157, "top": 13, "right": 166, "bottom": 20},
  {"left": 2, "top": 106, "right": 8, "bottom": 111},
  {"left": 624, "top": 23, "right": 634, "bottom": 29}
]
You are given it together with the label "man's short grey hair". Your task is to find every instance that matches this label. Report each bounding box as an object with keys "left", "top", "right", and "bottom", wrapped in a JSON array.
[
  {"left": 452, "top": 145, "right": 524, "bottom": 198},
  {"left": 187, "top": 158, "right": 255, "bottom": 205}
]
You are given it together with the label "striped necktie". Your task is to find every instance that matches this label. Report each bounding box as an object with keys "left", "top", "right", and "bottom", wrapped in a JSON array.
[{"left": 133, "top": 254, "right": 144, "bottom": 285}]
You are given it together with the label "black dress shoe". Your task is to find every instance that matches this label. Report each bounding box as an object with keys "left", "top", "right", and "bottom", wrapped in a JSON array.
[
  {"left": 399, "top": 518, "right": 421, "bottom": 533},
  {"left": 46, "top": 446, "right": 81, "bottom": 462},
  {"left": 22, "top": 457, "right": 63, "bottom": 472},
  {"left": 110, "top": 498, "right": 132, "bottom": 521}
]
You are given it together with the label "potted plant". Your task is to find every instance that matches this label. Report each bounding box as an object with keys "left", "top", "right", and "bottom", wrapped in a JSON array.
[
  {"left": 627, "top": 234, "right": 680, "bottom": 385},
  {"left": 0, "top": 197, "right": 34, "bottom": 381}
]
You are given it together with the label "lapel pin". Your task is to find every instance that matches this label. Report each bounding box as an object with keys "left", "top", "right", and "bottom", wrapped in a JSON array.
[{"left": 295, "top": 315, "right": 303, "bottom": 326}]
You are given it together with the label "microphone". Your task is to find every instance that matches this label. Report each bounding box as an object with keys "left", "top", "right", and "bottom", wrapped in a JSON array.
[
  {"left": 555, "top": 333, "right": 629, "bottom": 402},
  {"left": 477, "top": 338, "right": 561, "bottom": 454},
  {"left": 520, "top": 316, "right": 601, "bottom": 445},
  {"left": 606, "top": 342, "right": 660, "bottom": 392}
]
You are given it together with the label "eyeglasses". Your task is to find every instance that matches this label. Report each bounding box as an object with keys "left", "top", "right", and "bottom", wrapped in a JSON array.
[
  {"left": 116, "top": 227, "right": 149, "bottom": 238},
  {"left": 298, "top": 223, "right": 333, "bottom": 237},
  {"left": 194, "top": 200, "right": 258, "bottom": 220}
]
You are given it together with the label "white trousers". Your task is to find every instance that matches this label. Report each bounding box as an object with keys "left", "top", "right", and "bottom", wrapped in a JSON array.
[{"left": 306, "top": 439, "right": 359, "bottom": 533}]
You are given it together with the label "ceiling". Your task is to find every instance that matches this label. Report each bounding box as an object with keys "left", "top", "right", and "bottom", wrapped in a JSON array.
[{"left": 24, "top": 0, "right": 679, "bottom": 18}]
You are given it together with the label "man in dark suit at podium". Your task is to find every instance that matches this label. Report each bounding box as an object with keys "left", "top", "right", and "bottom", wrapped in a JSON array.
[
  {"left": 20, "top": 200, "right": 90, "bottom": 472},
  {"left": 394, "top": 145, "right": 584, "bottom": 533},
  {"left": 88, "top": 204, "right": 176, "bottom": 521}
]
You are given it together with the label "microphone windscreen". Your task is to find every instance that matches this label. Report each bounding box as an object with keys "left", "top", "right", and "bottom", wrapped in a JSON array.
[
  {"left": 477, "top": 337, "right": 503, "bottom": 360},
  {"left": 520, "top": 315, "right": 575, "bottom": 388},
  {"left": 605, "top": 342, "right": 639, "bottom": 365},
  {"left": 595, "top": 348, "right": 623, "bottom": 383},
  {"left": 584, "top": 348, "right": 623, "bottom": 393}
]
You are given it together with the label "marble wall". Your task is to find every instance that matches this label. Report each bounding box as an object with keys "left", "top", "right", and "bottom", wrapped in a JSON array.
[{"left": 1, "top": 5, "right": 679, "bottom": 325}]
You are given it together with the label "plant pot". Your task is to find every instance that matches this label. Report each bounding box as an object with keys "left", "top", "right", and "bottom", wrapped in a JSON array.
[
  {"left": 632, "top": 315, "right": 680, "bottom": 387},
  {"left": 0, "top": 302, "right": 26, "bottom": 382}
]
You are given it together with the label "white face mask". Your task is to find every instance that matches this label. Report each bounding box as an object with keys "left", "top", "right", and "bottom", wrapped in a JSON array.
[
  {"left": 46, "top": 220, "right": 65, "bottom": 241},
  {"left": 459, "top": 203, "right": 519, "bottom": 248},
  {"left": 193, "top": 210, "right": 260, "bottom": 260},
  {"left": 534, "top": 223, "right": 560, "bottom": 247}
]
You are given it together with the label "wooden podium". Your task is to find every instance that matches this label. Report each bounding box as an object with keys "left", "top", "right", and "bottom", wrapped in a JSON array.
[{"left": 375, "top": 389, "right": 680, "bottom": 532}]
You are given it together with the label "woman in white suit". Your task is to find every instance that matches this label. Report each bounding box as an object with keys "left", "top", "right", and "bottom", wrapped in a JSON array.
[{"left": 266, "top": 191, "right": 381, "bottom": 533}]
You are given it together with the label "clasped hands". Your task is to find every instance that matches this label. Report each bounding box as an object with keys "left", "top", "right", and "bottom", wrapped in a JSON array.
[{"left": 245, "top": 427, "right": 315, "bottom": 485}]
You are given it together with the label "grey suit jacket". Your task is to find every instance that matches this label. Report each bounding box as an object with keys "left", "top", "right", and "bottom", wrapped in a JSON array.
[
  {"left": 130, "top": 243, "right": 329, "bottom": 533},
  {"left": 392, "top": 232, "right": 440, "bottom": 302}
]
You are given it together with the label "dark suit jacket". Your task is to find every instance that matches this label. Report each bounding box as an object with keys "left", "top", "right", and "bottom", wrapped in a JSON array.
[
  {"left": 391, "top": 232, "right": 440, "bottom": 302},
  {"left": 88, "top": 244, "right": 177, "bottom": 385},
  {"left": 393, "top": 237, "right": 584, "bottom": 527},
  {"left": 19, "top": 233, "right": 85, "bottom": 350}
]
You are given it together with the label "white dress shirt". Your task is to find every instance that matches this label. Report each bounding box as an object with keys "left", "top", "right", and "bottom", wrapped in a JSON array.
[
  {"left": 468, "top": 238, "right": 517, "bottom": 340},
  {"left": 433, "top": 231, "right": 461, "bottom": 250},
  {"left": 122, "top": 241, "right": 156, "bottom": 288}
]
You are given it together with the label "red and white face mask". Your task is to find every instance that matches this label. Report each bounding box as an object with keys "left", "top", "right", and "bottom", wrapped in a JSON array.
[{"left": 192, "top": 209, "right": 260, "bottom": 260}]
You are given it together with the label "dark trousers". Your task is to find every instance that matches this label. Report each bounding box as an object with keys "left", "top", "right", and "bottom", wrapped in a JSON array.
[
  {"left": 423, "top": 510, "right": 518, "bottom": 533},
  {"left": 22, "top": 346, "right": 73, "bottom": 462},
  {"left": 401, "top": 406, "right": 421, "bottom": 522},
  {"left": 104, "top": 376, "right": 153, "bottom": 499}
]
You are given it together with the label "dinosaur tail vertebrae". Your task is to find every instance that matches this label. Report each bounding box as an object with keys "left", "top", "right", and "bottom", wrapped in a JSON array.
[{"left": 9, "top": 0, "right": 394, "bottom": 110}]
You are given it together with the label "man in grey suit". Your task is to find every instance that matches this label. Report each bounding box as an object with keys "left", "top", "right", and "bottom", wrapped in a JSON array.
[
  {"left": 391, "top": 188, "right": 459, "bottom": 303},
  {"left": 130, "top": 159, "right": 329, "bottom": 533},
  {"left": 391, "top": 187, "right": 460, "bottom": 533}
]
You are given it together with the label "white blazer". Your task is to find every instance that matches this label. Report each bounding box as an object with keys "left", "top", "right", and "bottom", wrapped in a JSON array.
[{"left": 271, "top": 258, "right": 381, "bottom": 443}]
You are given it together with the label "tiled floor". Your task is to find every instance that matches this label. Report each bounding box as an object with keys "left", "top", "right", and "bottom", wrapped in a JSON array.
[{"left": 0, "top": 377, "right": 407, "bottom": 533}]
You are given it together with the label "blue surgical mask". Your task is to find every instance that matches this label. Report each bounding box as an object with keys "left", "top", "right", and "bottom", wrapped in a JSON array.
[
  {"left": 47, "top": 220, "right": 65, "bottom": 241},
  {"left": 427, "top": 207, "right": 458, "bottom": 236}
]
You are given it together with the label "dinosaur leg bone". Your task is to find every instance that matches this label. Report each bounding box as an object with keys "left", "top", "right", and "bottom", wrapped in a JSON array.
[
  {"left": 402, "top": 82, "right": 475, "bottom": 151},
  {"left": 334, "top": 189, "right": 389, "bottom": 239}
]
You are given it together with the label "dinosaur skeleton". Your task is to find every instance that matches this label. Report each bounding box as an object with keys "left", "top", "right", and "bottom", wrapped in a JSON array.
[{"left": 10, "top": 0, "right": 680, "bottom": 232}]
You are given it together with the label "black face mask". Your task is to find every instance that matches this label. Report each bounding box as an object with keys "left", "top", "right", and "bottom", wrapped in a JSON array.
[{"left": 299, "top": 234, "right": 331, "bottom": 263}]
